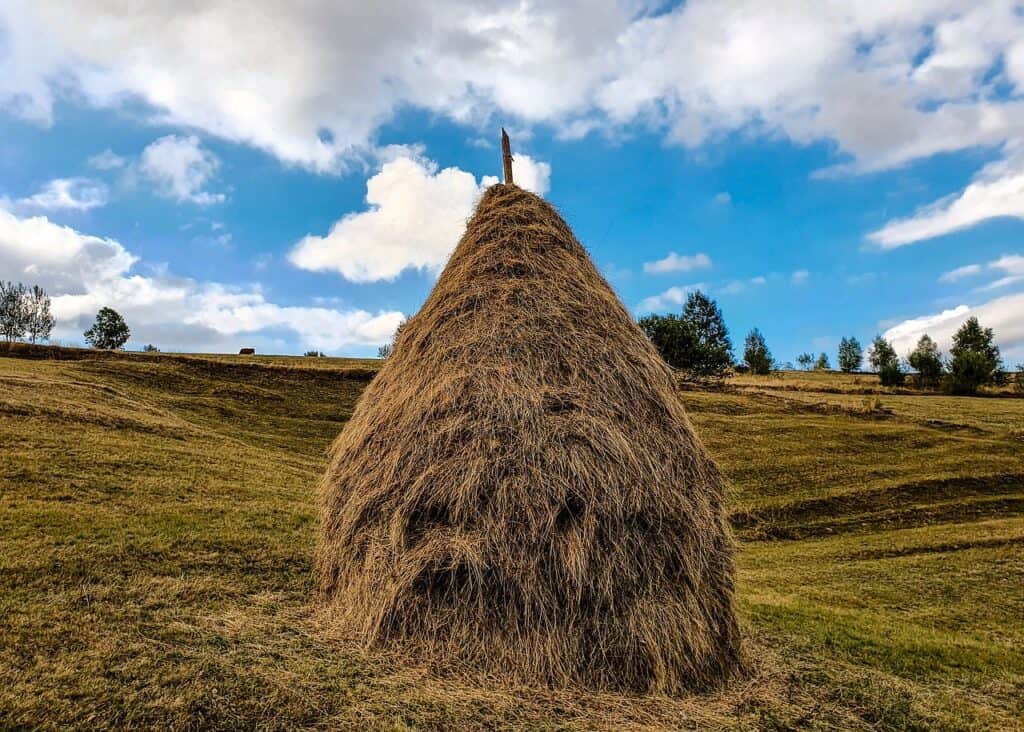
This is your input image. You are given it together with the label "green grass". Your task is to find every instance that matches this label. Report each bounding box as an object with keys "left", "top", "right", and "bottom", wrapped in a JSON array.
[{"left": 1, "top": 350, "right": 1022, "bottom": 730}]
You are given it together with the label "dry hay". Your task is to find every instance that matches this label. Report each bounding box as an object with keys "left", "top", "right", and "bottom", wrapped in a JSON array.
[{"left": 317, "top": 184, "right": 742, "bottom": 694}]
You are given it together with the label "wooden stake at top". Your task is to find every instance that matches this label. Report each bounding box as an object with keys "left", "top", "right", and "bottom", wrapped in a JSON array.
[{"left": 501, "top": 128, "right": 514, "bottom": 185}]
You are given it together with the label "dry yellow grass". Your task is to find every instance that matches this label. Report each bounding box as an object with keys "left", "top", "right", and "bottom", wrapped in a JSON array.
[{"left": 1, "top": 348, "right": 1022, "bottom": 729}]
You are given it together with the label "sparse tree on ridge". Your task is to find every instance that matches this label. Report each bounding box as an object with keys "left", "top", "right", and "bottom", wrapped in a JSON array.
[
  {"left": 796, "top": 352, "right": 814, "bottom": 370},
  {"left": 0, "top": 281, "right": 30, "bottom": 342},
  {"left": 743, "top": 328, "right": 772, "bottom": 375},
  {"left": 837, "top": 336, "right": 863, "bottom": 373},
  {"left": 25, "top": 285, "right": 55, "bottom": 344},
  {"left": 84, "top": 307, "right": 130, "bottom": 350},
  {"left": 378, "top": 318, "right": 408, "bottom": 359},
  {"left": 868, "top": 335, "right": 904, "bottom": 386},
  {"left": 948, "top": 317, "right": 1002, "bottom": 395},
  {"left": 813, "top": 352, "right": 830, "bottom": 371},
  {"left": 907, "top": 334, "right": 943, "bottom": 388}
]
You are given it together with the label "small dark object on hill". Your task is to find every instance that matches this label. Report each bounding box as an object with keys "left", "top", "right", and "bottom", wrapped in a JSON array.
[
  {"left": 304, "top": 350, "right": 325, "bottom": 357},
  {"left": 318, "top": 183, "right": 742, "bottom": 694},
  {"left": 239, "top": 348, "right": 255, "bottom": 355}
]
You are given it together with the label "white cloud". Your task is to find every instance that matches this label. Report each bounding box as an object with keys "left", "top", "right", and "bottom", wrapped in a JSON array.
[
  {"left": 2, "top": 2, "right": 1022, "bottom": 175},
  {"left": 713, "top": 192, "right": 731, "bottom": 206},
  {"left": 883, "top": 293, "right": 1024, "bottom": 363},
  {"left": 791, "top": 269, "right": 810, "bottom": 285},
  {"left": 939, "top": 263, "right": 982, "bottom": 282},
  {"left": 0, "top": 207, "right": 402, "bottom": 352},
  {"left": 643, "top": 251, "right": 712, "bottom": 275},
  {"left": 289, "top": 152, "right": 550, "bottom": 283},
  {"left": 15, "top": 177, "right": 108, "bottom": 211},
  {"left": 868, "top": 148, "right": 1024, "bottom": 248},
  {"left": 636, "top": 283, "right": 706, "bottom": 313},
  {"left": 87, "top": 149, "right": 127, "bottom": 170},
  {"left": 139, "top": 135, "right": 224, "bottom": 205},
  {"left": 977, "top": 253, "right": 1024, "bottom": 291},
  {"left": 718, "top": 276, "right": 766, "bottom": 295}
]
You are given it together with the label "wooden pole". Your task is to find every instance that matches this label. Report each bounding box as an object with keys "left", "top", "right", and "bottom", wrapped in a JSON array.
[{"left": 501, "top": 128, "right": 514, "bottom": 185}]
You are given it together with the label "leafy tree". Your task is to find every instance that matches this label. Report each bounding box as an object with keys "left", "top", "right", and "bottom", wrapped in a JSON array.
[
  {"left": 304, "top": 350, "right": 325, "bottom": 357},
  {"left": 907, "top": 334, "right": 943, "bottom": 388},
  {"left": 948, "top": 317, "right": 1002, "bottom": 395},
  {"left": 837, "top": 336, "right": 863, "bottom": 373},
  {"left": 742, "top": 328, "right": 772, "bottom": 375},
  {"left": 0, "top": 281, "right": 29, "bottom": 342},
  {"left": 84, "top": 307, "right": 130, "bottom": 350},
  {"left": 1015, "top": 364, "right": 1024, "bottom": 395},
  {"left": 142, "top": 344, "right": 160, "bottom": 353},
  {"left": 796, "top": 352, "right": 814, "bottom": 370},
  {"left": 25, "top": 285, "right": 55, "bottom": 343},
  {"left": 640, "top": 291, "right": 733, "bottom": 379},
  {"left": 681, "top": 290, "right": 733, "bottom": 379},
  {"left": 868, "top": 335, "right": 904, "bottom": 386},
  {"left": 813, "top": 352, "right": 830, "bottom": 370}
]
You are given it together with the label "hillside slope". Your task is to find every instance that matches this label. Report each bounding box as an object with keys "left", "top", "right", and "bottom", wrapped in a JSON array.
[{"left": 1, "top": 350, "right": 1022, "bottom": 729}]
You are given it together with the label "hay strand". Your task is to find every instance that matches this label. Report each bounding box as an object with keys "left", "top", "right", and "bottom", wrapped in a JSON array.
[{"left": 317, "top": 184, "right": 743, "bottom": 694}]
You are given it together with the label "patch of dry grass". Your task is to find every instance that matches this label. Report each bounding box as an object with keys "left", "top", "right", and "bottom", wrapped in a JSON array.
[{"left": 1, "top": 349, "right": 1022, "bottom": 729}]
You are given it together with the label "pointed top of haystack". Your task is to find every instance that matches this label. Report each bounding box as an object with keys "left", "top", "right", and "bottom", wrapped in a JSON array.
[
  {"left": 501, "top": 127, "right": 514, "bottom": 185},
  {"left": 317, "top": 184, "right": 742, "bottom": 693}
]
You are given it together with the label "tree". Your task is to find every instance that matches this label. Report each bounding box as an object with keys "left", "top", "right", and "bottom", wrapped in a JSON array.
[
  {"left": 142, "top": 344, "right": 160, "bottom": 353},
  {"left": 796, "top": 352, "right": 814, "bottom": 370},
  {"left": 813, "top": 352, "right": 830, "bottom": 370},
  {"left": 640, "top": 291, "right": 733, "bottom": 379},
  {"left": 1015, "top": 364, "right": 1024, "bottom": 395},
  {"left": 638, "top": 313, "right": 697, "bottom": 370},
  {"left": 24, "top": 285, "right": 55, "bottom": 343},
  {"left": 84, "top": 307, "right": 130, "bottom": 350},
  {"left": 907, "top": 334, "right": 943, "bottom": 388},
  {"left": 742, "top": 328, "right": 772, "bottom": 375},
  {"left": 948, "top": 317, "right": 1002, "bottom": 395},
  {"left": 837, "top": 336, "right": 863, "bottom": 373},
  {"left": 377, "top": 318, "right": 408, "bottom": 359},
  {"left": 868, "top": 335, "right": 904, "bottom": 386},
  {"left": 681, "top": 290, "right": 733, "bottom": 379},
  {"left": 0, "top": 281, "right": 29, "bottom": 342}
]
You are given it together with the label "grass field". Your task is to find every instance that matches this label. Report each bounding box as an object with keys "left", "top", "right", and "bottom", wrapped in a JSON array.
[{"left": 1, "top": 348, "right": 1022, "bottom": 730}]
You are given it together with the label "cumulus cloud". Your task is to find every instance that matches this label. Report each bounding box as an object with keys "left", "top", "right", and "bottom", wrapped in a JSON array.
[
  {"left": 289, "top": 152, "right": 550, "bottom": 282},
  {"left": 87, "top": 149, "right": 127, "bottom": 170},
  {"left": 791, "top": 269, "right": 810, "bottom": 285},
  {"left": 635, "top": 283, "right": 706, "bottom": 313},
  {"left": 643, "top": 251, "right": 712, "bottom": 275},
  {"left": 14, "top": 177, "right": 108, "bottom": 211},
  {"left": 718, "top": 276, "right": 766, "bottom": 295},
  {"left": 2, "top": 2, "right": 1022, "bottom": 175},
  {"left": 939, "top": 263, "right": 982, "bottom": 282},
  {"left": 883, "top": 293, "right": 1024, "bottom": 363},
  {"left": 869, "top": 148, "right": 1024, "bottom": 248},
  {"left": 0, "top": 207, "right": 402, "bottom": 352},
  {"left": 139, "top": 135, "right": 225, "bottom": 204}
]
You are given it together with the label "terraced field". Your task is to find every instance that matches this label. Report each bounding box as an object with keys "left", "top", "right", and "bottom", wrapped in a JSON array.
[{"left": 1, "top": 349, "right": 1021, "bottom": 729}]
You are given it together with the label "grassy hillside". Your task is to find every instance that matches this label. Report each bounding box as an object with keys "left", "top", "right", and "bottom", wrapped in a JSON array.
[{"left": 1, "top": 349, "right": 1022, "bottom": 730}]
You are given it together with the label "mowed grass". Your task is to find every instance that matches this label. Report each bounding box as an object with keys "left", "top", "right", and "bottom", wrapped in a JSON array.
[{"left": 1, "top": 350, "right": 1022, "bottom": 730}]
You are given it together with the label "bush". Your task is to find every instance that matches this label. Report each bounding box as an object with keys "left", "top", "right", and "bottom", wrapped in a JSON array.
[
  {"left": 742, "top": 328, "right": 772, "bottom": 375},
  {"left": 304, "top": 350, "right": 325, "bottom": 357},
  {"left": 84, "top": 307, "right": 130, "bottom": 350},
  {"left": 879, "top": 361, "right": 905, "bottom": 387}
]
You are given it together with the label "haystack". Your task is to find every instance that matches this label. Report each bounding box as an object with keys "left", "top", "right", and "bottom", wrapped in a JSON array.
[{"left": 317, "top": 183, "right": 742, "bottom": 693}]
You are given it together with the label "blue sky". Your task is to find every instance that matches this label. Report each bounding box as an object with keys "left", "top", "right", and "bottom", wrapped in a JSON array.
[{"left": 1, "top": 2, "right": 1022, "bottom": 363}]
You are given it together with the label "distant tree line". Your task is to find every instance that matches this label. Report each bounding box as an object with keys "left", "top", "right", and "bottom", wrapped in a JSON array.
[
  {"left": 0, "top": 281, "right": 55, "bottom": 343},
  {"left": 638, "top": 291, "right": 1016, "bottom": 396}
]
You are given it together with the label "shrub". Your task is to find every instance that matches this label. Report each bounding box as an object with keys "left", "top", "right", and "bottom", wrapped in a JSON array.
[
  {"left": 743, "top": 328, "right": 772, "bottom": 375},
  {"left": 84, "top": 307, "right": 130, "bottom": 350},
  {"left": 304, "top": 350, "right": 325, "bottom": 357},
  {"left": 837, "top": 336, "right": 863, "bottom": 373}
]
